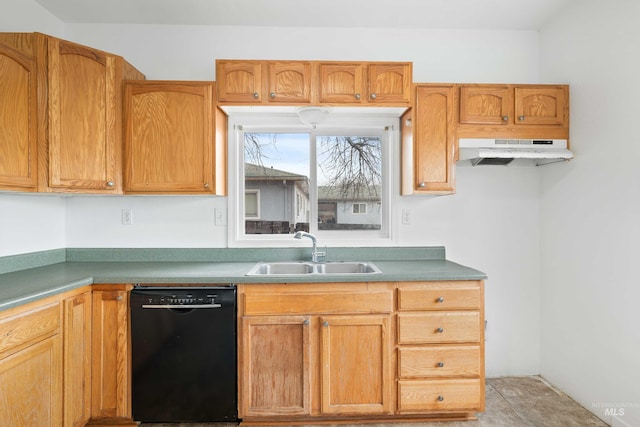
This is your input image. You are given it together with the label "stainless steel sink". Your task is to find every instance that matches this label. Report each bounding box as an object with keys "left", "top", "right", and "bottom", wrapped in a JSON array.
[{"left": 246, "top": 261, "right": 381, "bottom": 276}]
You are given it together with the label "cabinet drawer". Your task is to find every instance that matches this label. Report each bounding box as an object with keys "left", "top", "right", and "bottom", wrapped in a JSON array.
[
  {"left": 398, "top": 346, "right": 481, "bottom": 378},
  {"left": 0, "top": 302, "right": 60, "bottom": 355},
  {"left": 398, "top": 379, "right": 483, "bottom": 412},
  {"left": 243, "top": 291, "right": 393, "bottom": 315},
  {"left": 398, "top": 282, "right": 481, "bottom": 311},
  {"left": 398, "top": 312, "right": 480, "bottom": 344}
]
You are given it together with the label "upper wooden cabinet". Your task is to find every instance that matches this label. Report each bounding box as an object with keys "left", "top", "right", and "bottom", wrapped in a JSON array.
[
  {"left": 123, "top": 81, "right": 226, "bottom": 195},
  {"left": 46, "top": 37, "right": 144, "bottom": 193},
  {"left": 402, "top": 84, "right": 456, "bottom": 195},
  {"left": 217, "top": 60, "right": 412, "bottom": 106},
  {"left": 0, "top": 41, "right": 38, "bottom": 192},
  {"left": 0, "top": 32, "right": 145, "bottom": 194},
  {"left": 457, "top": 84, "right": 569, "bottom": 139}
]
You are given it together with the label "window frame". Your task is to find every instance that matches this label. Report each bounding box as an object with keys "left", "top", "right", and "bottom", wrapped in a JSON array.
[
  {"left": 352, "top": 203, "right": 367, "bottom": 214},
  {"left": 244, "top": 189, "right": 261, "bottom": 219},
  {"left": 226, "top": 110, "right": 401, "bottom": 248}
]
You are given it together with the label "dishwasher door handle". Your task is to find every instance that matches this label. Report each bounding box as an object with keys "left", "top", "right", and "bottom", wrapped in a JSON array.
[{"left": 141, "top": 304, "right": 222, "bottom": 309}]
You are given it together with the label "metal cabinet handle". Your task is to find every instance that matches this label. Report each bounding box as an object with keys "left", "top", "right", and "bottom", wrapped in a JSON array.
[
  {"left": 418, "top": 182, "right": 426, "bottom": 188},
  {"left": 436, "top": 296, "right": 445, "bottom": 303},
  {"left": 370, "top": 93, "right": 377, "bottom": 100},
  {"left": 303, "top": 319, "right": 310, "bottom": 325},
  {"left": 253, "top": 92, "right": 259, "bottom": 99},
  {"left": 436, "top": 327, "right": 444, "bottom": 333},
  {"left": 204, "top": 183, "right": 209, "bottom": 189},
  {"left": 116, "top": 295, "right": 123, "bottom": 301},
  {"left": 437, "top": 395, "right": 444, "bottom": 402},
  {"left": 502, "top": 115, "right": 509, "bottom": 122},
  {"left": 106, "top": 181, "right": 114, "bottom": 187},
  {"left": 270, "top": 92, "right": 276, "bottom": 98},
  {"left": 437, "top": 361, "right": 444, "bottom": 368},
  {"left": 518, "top": 115, "right": 525, "bottom": 121},
  {"left": 355, "top": 93, "right": 361, "bottom": 100},
  {"left": 322, "top": 321, "right": 329, "bottom": 327}
]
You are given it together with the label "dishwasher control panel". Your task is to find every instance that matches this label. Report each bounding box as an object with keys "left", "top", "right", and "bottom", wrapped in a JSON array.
[{"left": 131, "top": 286, "right": 236, "bottom": 308}]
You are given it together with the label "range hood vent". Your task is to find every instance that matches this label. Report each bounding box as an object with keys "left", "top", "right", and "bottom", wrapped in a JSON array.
[{"left": 458, "top": 139, "right": 573, "bottom": 167}]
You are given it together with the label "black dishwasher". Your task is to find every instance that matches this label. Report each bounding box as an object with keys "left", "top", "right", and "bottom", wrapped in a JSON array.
[{"left": 130, "top": 286, "right": 237, "bottom": 422}]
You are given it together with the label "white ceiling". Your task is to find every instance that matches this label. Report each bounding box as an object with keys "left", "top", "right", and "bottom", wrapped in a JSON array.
[{"left": 34, "top": 0, "right": 574, "bottom": 30}]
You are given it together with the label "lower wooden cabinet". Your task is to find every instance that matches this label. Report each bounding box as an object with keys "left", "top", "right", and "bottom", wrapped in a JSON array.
[
  {"left": 90, "top": 286, "right": 135, "bottom": 426},
  {"left": 63, "top": 291, "right": 92, "bottom": 427},
  {"left": 0, "top": 300, "right": 63, "bottom": 426}
]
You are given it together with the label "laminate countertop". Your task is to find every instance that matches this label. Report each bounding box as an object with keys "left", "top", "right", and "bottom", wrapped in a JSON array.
[{"left": 0, "top": 247, "right": 487, "bottom": 312}]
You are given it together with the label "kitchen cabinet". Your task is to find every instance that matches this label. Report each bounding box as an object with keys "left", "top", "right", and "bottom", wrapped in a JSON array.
[
  {"left": 63, "top": 291, "right": 92, "bottom": 427},
  {"left": 216, "top": 60, "right": 311, "bottom": 104},
  {"left": 0, "top": 32, "right": 145, "bottom": 194},
  {"left": 396, "top": 281, "right": 485, "bottom": 415},
  {"left": 217, "top": 60, "right": 412, "bottom": 106},
  {"left": 0, "top": 299, "right": 63, "bottom": 426},
  {"left": 402, "top": 84, "right": 456, "bottom": 195},
  {"left": 241, "top": 315, "right": 312, "bottom": 417},
  {"left": 46, "top": 37, "right": 144, "bottom": 193},
  {"left": 457, "top": 84, "right": 569, "bottom": 139},
  {"left": 238, "top": 283, "right": 394, "bottom": 422},
  {"left": 318, "top": 62, "right": 412, "bottom": 105},
  {"left": 0, "top": 40, "right": 38, "bottom": 192},
  {"left": 123, "top": 81, "right": 226, "bottom": 194},
  {"left": 91, "top": 285, "right": 135, "bottom": 426}
]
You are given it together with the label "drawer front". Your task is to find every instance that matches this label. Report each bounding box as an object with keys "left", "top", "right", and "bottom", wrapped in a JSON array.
[
  {"left": 398, "top": 312, "right": 480, "bottom": 344},
  {"left": 399, "top": 346, "right": 481, "bottom": 378},
  {"left": 398, "top": 379, "right": 483, "bottom": 412},
  {"left": 398, "top": 282, "right": 481, "bottom": 311},
  {"left": 243, "top": 291, "right": 393, "bottom": 315},
  {"left": 0, "top": 302, "right": 61, "bottom": 354}
]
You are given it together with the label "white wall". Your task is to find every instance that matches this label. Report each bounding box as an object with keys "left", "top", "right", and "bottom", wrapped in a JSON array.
[
  {"left": 540, "top": 1, "right": 640, "bottom": 425},
  {"left": 0, "top": 2, "right": 547, "bottom": 377}
]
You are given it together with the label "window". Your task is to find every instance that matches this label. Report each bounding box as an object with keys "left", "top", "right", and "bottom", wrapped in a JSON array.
[
  {"left": 226, "top": 110, "right": 400, "bottom": 246},
  {"left": 352, "top": 203, "right": 367, "bottom": 214}
]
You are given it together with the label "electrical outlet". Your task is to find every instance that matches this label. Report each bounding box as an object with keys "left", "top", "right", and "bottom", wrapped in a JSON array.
[
  {"left": 121, "top": 209, "right": 133, "bottom": 225},
  {"left": 402, "top": 208, "right": 411, "bottom": 225},
  {"left": 214, "top": 208, "right": 227, "bottom": 226}
]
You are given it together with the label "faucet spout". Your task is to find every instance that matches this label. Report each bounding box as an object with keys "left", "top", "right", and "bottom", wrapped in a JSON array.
[{"left": 293, "top": 231, "right": 325, "bottom": 262}]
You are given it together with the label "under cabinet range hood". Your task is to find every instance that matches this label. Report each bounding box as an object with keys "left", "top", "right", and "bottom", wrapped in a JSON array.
[{"left": 458, "top": 138, "right": 573, "bottom": 166}]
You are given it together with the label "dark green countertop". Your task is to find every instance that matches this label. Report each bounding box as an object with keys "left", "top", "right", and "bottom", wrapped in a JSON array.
[{"left": 0, "top": 247, "right": 487, "bottom": 312}]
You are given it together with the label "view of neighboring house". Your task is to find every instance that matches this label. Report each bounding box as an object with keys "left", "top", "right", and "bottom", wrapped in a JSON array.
[{"left": 245, "top": 163, "right": 381, "bottom": 233}]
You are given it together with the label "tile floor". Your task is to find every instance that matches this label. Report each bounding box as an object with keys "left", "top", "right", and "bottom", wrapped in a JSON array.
[{"left": 140, "top": 376, "right": 608, "bottom": 427}]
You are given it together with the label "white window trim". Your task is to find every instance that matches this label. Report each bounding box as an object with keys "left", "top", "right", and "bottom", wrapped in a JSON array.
[
  {"left": 352, "top": 203, "right": 367, "bottom": 214},
  {"left": 226, "top": 110, "right": 401, "bottom": 248}
]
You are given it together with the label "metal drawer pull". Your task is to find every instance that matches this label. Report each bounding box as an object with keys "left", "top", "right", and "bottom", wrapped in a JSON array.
[
  {"left": 303, "top": 319, "right": 310, "bottom": 325},
  {"left": 436, "top": 327, "right": 444, "bottom": 333},
  {"left": 437, "top": 361, "right": 444, "bottom": 368},
  {"left": 437, "top": 395, "right": 444, "bottom": 402},
  {"left": 436, "top": 296, "right": 444, "bottom": 303},
  {"left": 323, "top": 321, "right": 329, "bottom": 327}
]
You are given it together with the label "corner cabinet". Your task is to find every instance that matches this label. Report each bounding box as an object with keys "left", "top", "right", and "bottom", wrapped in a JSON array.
[
  {"left": 238, "top": 283, "right": 394, "bottom": 422},
  {"left": 457, "top": 84, "right": 569, "bottom": 139},
  {"left": 123, "top": 81, "right": 226, "bottom": 195},
  {"left": 402, "top": 84, "right": 456, "bottom": 195}
]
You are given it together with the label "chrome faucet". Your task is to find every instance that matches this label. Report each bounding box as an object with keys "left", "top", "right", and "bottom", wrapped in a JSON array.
[{"left": 293, "top": 231, "right": 326, "bottom": 263}]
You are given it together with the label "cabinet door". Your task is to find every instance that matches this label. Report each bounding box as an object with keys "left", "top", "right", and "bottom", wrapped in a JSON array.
[
  {"left": 0, "top": 335, "right": 63, "bottom": 426},
  {"left": 91, "top": 290, "right": 131, "bottom": 421},
  {"left": 124, "top": 81, "right": 218, "bottom": 193},
  {"left": 64, "top": 292, "right": 92, "bottom": 427},
  {"left": 0, "top": 43, "right": 38, "bottom": 191},
  {"left": 367, "top": 63, "right": 412, "bottom": 104},
  {"left": 216, "top": 60, "right": 262, "bottom": 102},
  {"left": 514, "top": 86, "right": 566, "bottom": 125},
  {"left": 47, "top": 38, "right": 119, "bottom": 192},
  {"left": 459, "top": 85, "right": 512, "bottom": 124},
  {"left": 318, "top": 63, "right": 365, "bottom": 104},
  {"left": 266, "top": 61, "right": 312, "bottom": 103},
  {"left": 406, "top": 85, "right": 456, "bottom": 194},
  {"left": 320, "top": 315, "right": 391, "bottom": 415},
  {"left": 241, "top": 315, "right": 311, "bottom": 417}
]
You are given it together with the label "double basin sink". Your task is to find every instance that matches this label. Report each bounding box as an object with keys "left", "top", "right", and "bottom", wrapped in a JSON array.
[{"left": 246, "top": 261, "right": 382, "bottom": 276}]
